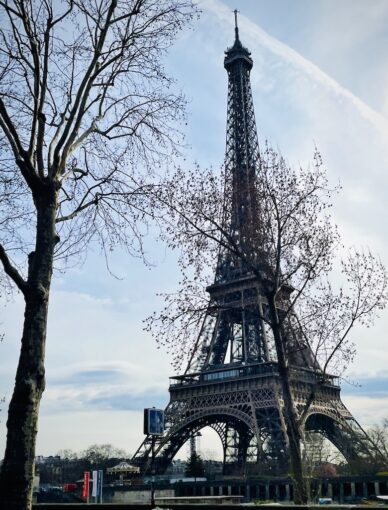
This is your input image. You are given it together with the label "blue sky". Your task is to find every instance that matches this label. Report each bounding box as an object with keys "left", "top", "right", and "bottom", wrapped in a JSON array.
[{"left": 1, "top": 0, "right": 388, "bottom": 459}]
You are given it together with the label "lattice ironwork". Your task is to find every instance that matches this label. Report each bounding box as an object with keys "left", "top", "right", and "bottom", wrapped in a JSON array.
[{"left": 131, "top": 16, "right": 380, "bottom": 476}]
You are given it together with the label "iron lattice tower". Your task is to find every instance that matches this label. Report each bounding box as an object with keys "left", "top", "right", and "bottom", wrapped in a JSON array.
[{"left": 132, "top": 15, "right": 379, "bottom": 476}]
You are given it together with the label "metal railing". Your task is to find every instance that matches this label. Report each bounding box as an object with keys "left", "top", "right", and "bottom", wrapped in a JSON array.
[{"left": 169, "top": 363, "right": 339, "bottom": 389}]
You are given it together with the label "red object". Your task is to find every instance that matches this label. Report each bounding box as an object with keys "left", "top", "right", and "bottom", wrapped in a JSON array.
[
  {"left": 63, "top": 483, "right": 77, "bottom": 492},
  {"left": 319, "top": 462, "right": 337, "bottom": 476},
  {"left": 82, "top": 471, "right": 90, "bottom": 500}
]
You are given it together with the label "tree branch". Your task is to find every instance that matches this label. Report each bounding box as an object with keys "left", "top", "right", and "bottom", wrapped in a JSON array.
[{"left": 0, "top": 243, "right": 28, "bottom": 295}]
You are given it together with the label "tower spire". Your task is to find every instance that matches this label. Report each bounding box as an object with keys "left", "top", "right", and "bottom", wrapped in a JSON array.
[{"left": 234, "top": 9, "right": 239, "bottom": 41}]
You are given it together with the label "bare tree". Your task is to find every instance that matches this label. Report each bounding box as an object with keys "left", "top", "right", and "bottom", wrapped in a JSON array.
[
  {"left": 0, "top": 0, "right": 198, "bottom": 508},
  {"left": 368, "top": 419, "right": 388, "bottom": 463},
  {"left": 81, "top": 443, "right": 128, "bottom": 464},
  {"left": 302, "top": 432, "right": 345, "bottom": 475},
  {"left": 147, "top": 145, "right": 387, "bottom": 502}
]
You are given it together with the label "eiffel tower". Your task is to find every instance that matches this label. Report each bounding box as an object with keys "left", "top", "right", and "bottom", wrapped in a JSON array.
[{"left": 132, "top": 13, "right": 379, "bottom": 476}]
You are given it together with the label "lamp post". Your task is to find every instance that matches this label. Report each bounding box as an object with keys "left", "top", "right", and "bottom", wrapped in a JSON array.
[{"left": 151, "top": 436, "right": 156, "bottom": 508}]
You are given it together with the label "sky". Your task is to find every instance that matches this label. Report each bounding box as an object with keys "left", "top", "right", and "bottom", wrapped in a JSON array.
[{"left": 1, "top": 0, "right": 388, "bottom": 461}]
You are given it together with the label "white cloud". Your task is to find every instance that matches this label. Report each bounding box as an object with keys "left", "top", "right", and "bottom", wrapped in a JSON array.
[
  {"left": 35, "top": 410, "right": 143, "bottom": 456},
  {"left": 342, "top": 395, "right": 388, "bottom": 426},
  {"left": 0, "top": 288, "right": 172, "bottom": 457}
]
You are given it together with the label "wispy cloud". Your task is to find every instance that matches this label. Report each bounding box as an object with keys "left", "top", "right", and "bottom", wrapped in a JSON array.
[
  {"left": 342, "top": 395, "right": 388, "bottom": 426},
  {"left": 41, "top": 360, "right": 168, "bottom": 414},
  {"left": 41, "top": 386, "right": 167, "bottom": 414},
  {"left": 203, "top": 0, "right": 388, "bottom": 138},
  {"left": 342, "top": 371, "right": 388, "bottom": 397},
  {"left": 49, "top": 361, "right": 140, "bottom": 385}
]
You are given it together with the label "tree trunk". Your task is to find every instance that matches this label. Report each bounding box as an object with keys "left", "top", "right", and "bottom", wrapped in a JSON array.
[
  {"left": 268, "top": 296, "right": 308, "bottom": 504},
  {"left": 0, "top": 187, "right": 57, "bottom": 509}
]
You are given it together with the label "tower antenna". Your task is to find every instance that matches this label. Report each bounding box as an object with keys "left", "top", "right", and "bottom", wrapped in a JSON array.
[{"left": 234, "top": 9, "right": 240, "bottom": 40}]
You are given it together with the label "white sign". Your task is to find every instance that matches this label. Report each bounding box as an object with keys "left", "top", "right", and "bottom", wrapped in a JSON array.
[{"left": 92, "top": 470, "right": 98, "bottom": 497}]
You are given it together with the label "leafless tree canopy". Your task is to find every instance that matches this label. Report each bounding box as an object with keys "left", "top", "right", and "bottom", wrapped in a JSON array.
[
  {"left": 0, "top": 0, "right": 196, "bottom": 275},
  {"left": 369, "top": 419, "right": 388, "bottom": 462},
  {"left": 148, "top": 146, "right": 387, "bottom": 376}
]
